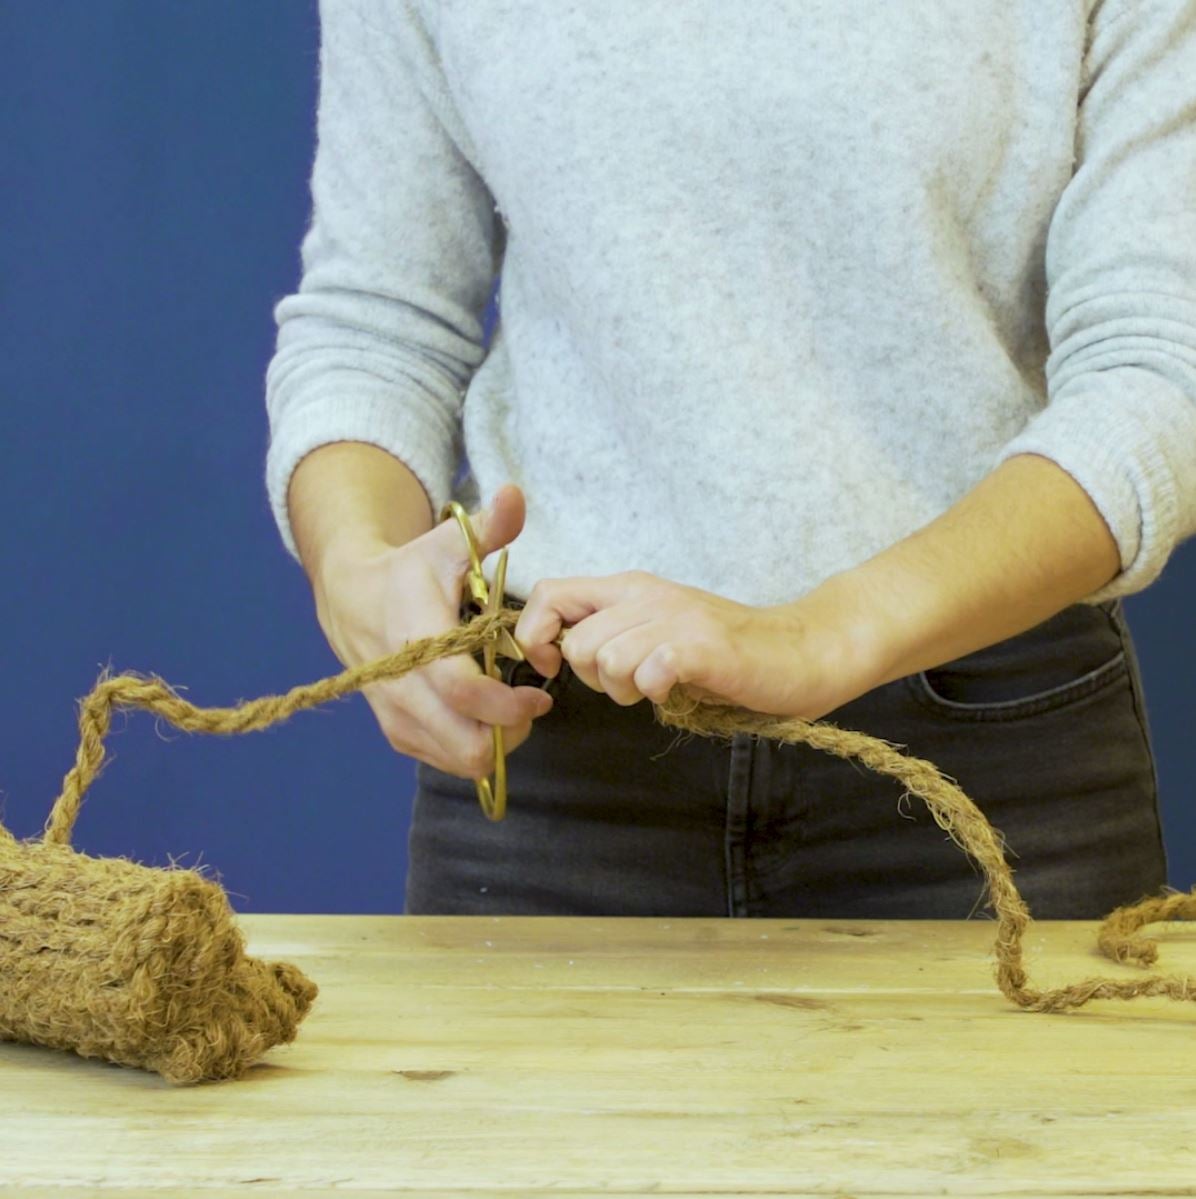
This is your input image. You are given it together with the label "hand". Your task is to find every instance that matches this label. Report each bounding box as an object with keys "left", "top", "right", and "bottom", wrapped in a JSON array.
[
  {"left": 512, "top": 569, "right": 880, "bottom": 721},
  {"left": 312, "top": 483, "right": 555, "bottom": 782}
]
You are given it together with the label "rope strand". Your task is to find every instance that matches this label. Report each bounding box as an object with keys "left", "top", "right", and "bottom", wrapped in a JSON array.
[{"left": 17, "top": 606, "right": 1196, "bottom": 1016}]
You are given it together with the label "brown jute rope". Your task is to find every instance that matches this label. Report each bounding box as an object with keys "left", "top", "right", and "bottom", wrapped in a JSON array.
[{"left": 20, "top": 606, "right": 1196, "bottom": 1015}]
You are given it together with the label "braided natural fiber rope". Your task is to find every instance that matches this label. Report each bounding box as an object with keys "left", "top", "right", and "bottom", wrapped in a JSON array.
[{"left": 3, "top": 609, "right": 1193, "bottom": 1087}]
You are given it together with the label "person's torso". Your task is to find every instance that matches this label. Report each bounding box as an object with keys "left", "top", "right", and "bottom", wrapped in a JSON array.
[{"left": 414, "top": 1, "right": 1096, "bottom": 604}]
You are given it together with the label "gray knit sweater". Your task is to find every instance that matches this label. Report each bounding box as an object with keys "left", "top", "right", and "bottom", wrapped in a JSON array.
[{"left": 265, "top": 0, "right": 1196, "bottom": 608}]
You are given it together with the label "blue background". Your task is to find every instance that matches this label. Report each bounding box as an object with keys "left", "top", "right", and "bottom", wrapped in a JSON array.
[{"left": 2, "top": 2, "right": 1193, "bottom": 914}]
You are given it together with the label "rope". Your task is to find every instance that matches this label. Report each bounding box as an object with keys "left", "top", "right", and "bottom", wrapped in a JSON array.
[{"left": 26, "top": 606, "right": 1196, "bottom": 1015}]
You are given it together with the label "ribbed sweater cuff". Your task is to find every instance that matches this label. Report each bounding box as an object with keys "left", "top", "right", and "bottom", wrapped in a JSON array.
[
  {"left": 265, "top": 387, "right": 457, "bottom": 565},
  {"left": 991, "top": 379, "right": 1185, "bottom": 604}
]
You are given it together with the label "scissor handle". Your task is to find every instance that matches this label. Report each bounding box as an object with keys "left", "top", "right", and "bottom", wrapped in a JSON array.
[
  {"left": 439, "top": 499, "right": 487, "bottom": 608},
  {"left": 439, "top": 500, "right": 517, "bottom": 821}
]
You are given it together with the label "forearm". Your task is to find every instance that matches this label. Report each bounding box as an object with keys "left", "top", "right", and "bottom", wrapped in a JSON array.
[
  {"left": 795, "top": 452, "right": 1123, "bottom": 688},
  {"left": 287, "top": 441, "right": 436, "bottom": 584}
]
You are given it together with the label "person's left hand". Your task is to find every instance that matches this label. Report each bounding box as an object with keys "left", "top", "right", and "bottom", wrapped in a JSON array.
[{"left": 511, "top": 569, "right": 879, "bottom": 721}]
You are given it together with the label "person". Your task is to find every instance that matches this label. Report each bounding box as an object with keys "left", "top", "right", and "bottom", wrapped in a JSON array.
[{"left": 265, "top": 1, "right": 1195, "bottom": 920}]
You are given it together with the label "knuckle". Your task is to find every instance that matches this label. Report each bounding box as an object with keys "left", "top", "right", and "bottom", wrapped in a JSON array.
[
  {"left": 443, "top": 672, "right": 478, "bottom": 711},
  {"left": 382, "top": 726, "right": 411, "bottom": 756}
]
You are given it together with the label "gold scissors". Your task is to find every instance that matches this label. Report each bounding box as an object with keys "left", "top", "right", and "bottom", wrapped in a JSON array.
[{"left": 439, "top": 499, "right": 533, "bottom": 821}]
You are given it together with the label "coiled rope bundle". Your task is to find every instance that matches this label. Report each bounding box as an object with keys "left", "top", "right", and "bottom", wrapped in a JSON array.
[{"left": 2, "top": 607, "right": 1193, "bottom": 1086}]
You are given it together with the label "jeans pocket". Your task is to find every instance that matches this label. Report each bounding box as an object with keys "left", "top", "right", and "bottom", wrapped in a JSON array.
[{"left": 904, "top": 599, "right": 1129, "bottom": 721}]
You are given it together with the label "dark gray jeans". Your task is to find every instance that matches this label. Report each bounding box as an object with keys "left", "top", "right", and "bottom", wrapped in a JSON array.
[{"left": 404, "top": 596, "right": 1169, "bottom": 920}]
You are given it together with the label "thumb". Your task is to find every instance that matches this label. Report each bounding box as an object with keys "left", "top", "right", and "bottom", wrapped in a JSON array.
[
  {"left": 471, "top": 482, "right": 527, "bottom": 561},
  {"left": 436, "top": 482, "right": 527, "bottom": 579}
]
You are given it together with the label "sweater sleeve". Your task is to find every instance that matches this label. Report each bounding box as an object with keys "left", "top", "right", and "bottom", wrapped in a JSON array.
[
  {"left": 990, "top": 0, "right": 1196, "bottom": 603},
  {"left": 263, "top": 0, "right": 504, "bottom": 565}
]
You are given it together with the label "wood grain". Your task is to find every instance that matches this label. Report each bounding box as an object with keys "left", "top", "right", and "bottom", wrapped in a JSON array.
[{"left": 2, "top": 913, "right": 1195, "bottom": 1196}]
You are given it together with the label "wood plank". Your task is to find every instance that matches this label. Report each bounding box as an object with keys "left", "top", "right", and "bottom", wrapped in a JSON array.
[{"left": 1, "top": 914, "right": 1194, "bottom": 1195}]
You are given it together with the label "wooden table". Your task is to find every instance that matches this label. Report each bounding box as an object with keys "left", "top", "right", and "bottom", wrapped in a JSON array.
[{"left": 2, "top": 913, "right": 1195, "bottom": 1196}]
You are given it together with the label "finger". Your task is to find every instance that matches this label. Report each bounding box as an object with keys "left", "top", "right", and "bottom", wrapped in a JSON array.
[
  {"left": 514, "top": 572, "right": 646, "bottom": 679},
  {"left": 470, "top": 486, "right": 528, "bottom": 581},
  {"left": 634, "top": 642, "right": 684, "bottom": 704},
  {"left": 372, "top": 670, "right": 539, "bottom": 782},
  {"left": 393, "top": 652, "right": 534, "bottom": 771},
  {"left": 413, "top": 715, "right": 538, "bottom": 782},
  {"left": 432, "top": 484, "right": 527, "bottom": 609},
  {"left": 562, "top": 607, "right": 654, "bottom": 698},
  {"left": 426, "top": 649, "right": 550, "bottom": 727},
  {"left": 589, "top": 623, "right": 682, "bottom": 706}
]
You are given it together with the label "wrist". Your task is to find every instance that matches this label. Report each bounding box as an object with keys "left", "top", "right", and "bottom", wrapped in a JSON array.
[
  {"left": 781, "top": 570, "right": 893, "bottom": 698},
  {"left": 287, "top": 441, "right": 436, "bottom": 584},
  {"left": 311, "top": 530, "right": 398, "bottom": 593}
]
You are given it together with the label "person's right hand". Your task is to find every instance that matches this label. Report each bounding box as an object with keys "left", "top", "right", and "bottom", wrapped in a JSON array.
[{"left": 310, "top": 483, "right": 554, "bottom": 782}]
